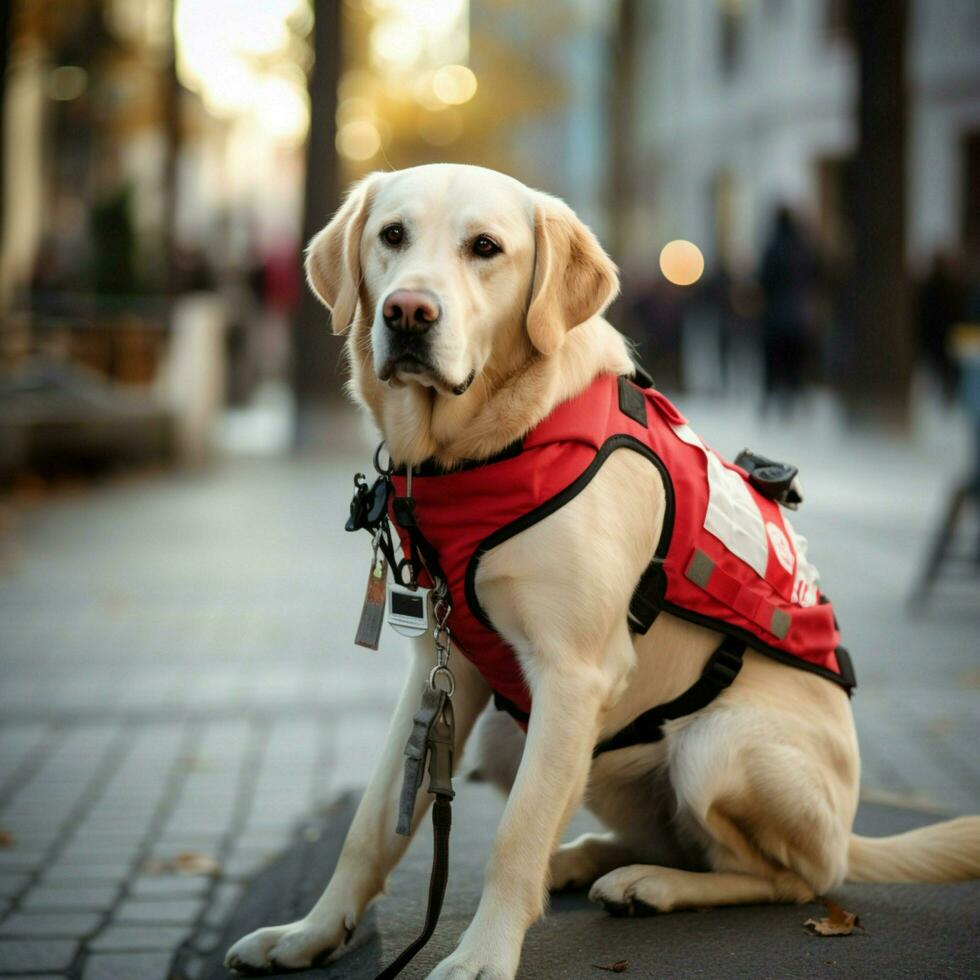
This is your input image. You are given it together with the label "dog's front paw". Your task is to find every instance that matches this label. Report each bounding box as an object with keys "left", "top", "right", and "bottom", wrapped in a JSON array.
[
  {"left": 427, "top": 952, "right": 515, "bottom": 980},
  {"left": 225, "top": 915, "right": 354, "bottom": 974},
  {"left": 427, "top": 937, "right": 519, "bottom": 980}
]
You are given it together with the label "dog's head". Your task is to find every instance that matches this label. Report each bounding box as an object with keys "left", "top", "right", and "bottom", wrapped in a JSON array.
[{"left": 306, "top": 164, "right": 619, "bottom": 417}]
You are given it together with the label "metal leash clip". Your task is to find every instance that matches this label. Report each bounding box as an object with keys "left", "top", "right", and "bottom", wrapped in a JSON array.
[{"left": 428, "top": 586, "right": 455, "bottom": 696}]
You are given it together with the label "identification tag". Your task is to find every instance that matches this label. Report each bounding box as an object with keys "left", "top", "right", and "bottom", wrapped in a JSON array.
[{"left": 388, "top": 583, "right": 429, "bottom": 637}]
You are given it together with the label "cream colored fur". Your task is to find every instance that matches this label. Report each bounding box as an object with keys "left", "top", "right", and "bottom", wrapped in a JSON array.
[{"left": 227, "top": 165, "right": 980, "bottom": 980}]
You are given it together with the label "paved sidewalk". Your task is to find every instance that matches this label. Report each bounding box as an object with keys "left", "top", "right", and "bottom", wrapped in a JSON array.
[{"left": 0, "top": 394, "right": 977, "bottom": 978}]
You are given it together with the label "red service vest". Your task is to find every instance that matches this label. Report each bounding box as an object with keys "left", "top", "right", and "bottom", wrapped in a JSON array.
[{"left": 390, "top": 373, "right": 854, "bottom": 725}]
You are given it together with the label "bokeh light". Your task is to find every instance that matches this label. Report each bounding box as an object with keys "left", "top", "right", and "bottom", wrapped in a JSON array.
[
  {"left": 431, "top": 64, "right": 477, "bottom": 105},
  {"left": 337, "top": 120, "right": 383, "bottom": 161},
  {"left": 659, "top": 239, "right": 705, "bottom": 286}
]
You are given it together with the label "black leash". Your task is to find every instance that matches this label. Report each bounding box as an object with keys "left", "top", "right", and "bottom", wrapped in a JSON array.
[
  {"left": 373, "top": 673, "right": 456, "bottom": 980},
  {"left": 374, "top": 795, "right": 452, "bottom": 980}
]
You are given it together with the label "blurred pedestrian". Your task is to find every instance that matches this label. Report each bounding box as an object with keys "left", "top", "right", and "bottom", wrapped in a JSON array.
[
  {"left": 628, "top": 274, "right": 686, "bottom": 391},
  {"left": 702, "top": 264, "right": 759, "bottom": 394},
  {"left": 758, "top": 206, "right": 819, "bottom": 415},
  {"left": 917, "top": 250, "right": 965, "bottom": 403}
]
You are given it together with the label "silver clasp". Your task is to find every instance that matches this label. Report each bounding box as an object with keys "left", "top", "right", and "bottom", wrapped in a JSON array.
[{"left": 429, "top": 581, "right": 455, "bottom": 692}]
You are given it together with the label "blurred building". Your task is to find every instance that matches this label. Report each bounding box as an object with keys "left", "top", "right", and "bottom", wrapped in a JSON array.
[{"left": 621, "top": 0, "right": 980, "bottom": 273}]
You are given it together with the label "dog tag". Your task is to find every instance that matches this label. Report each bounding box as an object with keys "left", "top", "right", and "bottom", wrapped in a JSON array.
[
  {"left": 354, "top": 556, "right": 388, "bottom": 650},
  {"left": 388, "top": 583, "right": 429, "bottom": 637}
]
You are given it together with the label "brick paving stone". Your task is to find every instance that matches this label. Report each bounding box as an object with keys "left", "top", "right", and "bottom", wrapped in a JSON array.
[
  {"left": 219, "top": 854, "right": 275, "bottom": 880},
  {"left": 39, "top": 867, "right": 129, "bottom": 885},
  {"left": 226, "top": 829, "right": 293, "bottom": 851},
  {"left": 58, "top": 842, "right": 143, "bottom": 860},
  {"left": 113, "top": 897, "right": 204, "bottom": 924},
  {"left": 149, "top": 835, "right": 227, "bottom": 856},
  {"left": 0, "top": 911, "right": 102, "bottom": 937},
  {"left": 202, "top": 883, "right": 242, "bottom": 929},
  {"left": 127, "top": 875, "right": 211, "bottom": 899},
  {"left": 0, "top": 975, "right": 69, "bottom": 979},
  {"left": 0, "top": 938, "right": 78, "bottom": 971},
  {"left": 89, "top": 924, "right": 190, "bottom": 951},
  {"left": 0, "top": 852, "right": 47, "bottom": 871},
  {"left": 0, "top": 875, "right": 30, "bottom": 899},
  {"left": 44, "top": 858, "right": 135, "bottom": 878},
  {"left": 21, "top": 884, "right": 120, "bottom": 911},
  {"left": 82, "top": 951, "right": 173, "bottom": 980}
]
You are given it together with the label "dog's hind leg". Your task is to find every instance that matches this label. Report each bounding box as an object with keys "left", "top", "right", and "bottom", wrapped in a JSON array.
[
  {"left": 589, "top": 863, "right": 814, "bottom": 914},
  {"left": 467, "top": 705, "right": 526, "bottom": 795},
  {"left": 589, "top": 693, "right": 858, "bottom": 917},
  {"left": 549, "top": 832, "right": 641, "bottom": 891}
]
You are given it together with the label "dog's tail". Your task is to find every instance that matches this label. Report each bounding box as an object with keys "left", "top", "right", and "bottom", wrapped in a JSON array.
[{"left": 846, "top": 815, "right": 980, "bottom": 883}]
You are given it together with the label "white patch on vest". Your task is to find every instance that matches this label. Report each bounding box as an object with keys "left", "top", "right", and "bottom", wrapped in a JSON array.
[
  {"left": 784, "top": 513, "right": 820, "bottom": 607},
  {"left": 671, "top": 423, "right": 769, "bottom": 577},
  {"left": 766, "top": 521, "right": 796, "bottom": 575}
]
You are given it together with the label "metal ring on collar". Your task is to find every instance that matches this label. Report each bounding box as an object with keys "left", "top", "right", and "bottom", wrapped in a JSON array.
[
  {"left": 428, "top": 665, "right": 455, "bottom": 696},
  {"left": 374, "top": 442, "right": 394, "bottom": 476}
]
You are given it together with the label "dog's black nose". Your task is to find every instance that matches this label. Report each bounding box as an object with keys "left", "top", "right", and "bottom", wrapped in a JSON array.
[{"left": 383, "top": 289, "right": 441, "bottom": 334}]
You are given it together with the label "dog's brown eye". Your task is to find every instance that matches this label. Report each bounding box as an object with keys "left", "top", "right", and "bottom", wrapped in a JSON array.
[
  {"left": 472, "top": 235, "right": 501, "bottom": 258},
  {"left": 381, "top": 224, "right": 404, "bottom": 247}
]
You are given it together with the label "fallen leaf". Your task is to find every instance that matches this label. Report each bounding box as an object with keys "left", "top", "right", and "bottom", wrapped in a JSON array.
[
  {"left": 593, "top": 962, "right": 629, "bottom": 973},
  {"left": 141, "top": 851, "right": 221, "bottom": 877},
  {"left": 0, "top": 829, "right": 13, "bottom": 848},
  {"left": 804, "top": 899, "right": 862, "bottom": 937}
]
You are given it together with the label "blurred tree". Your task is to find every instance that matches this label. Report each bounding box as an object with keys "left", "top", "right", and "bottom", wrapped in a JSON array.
[
  {"left": 0, "top": 0, "right": 9, "bottom": 263},
  {"left": 161, "top": 0, "right": 181, "bottom": 298},
  {"left": 845, "top": 0, "right": 911, "bottom": 428},
  {"left": 293, "top": 0, "right": 342, "bottom": 447},
  {"left": 606, "top": 0, "right": 639, "bottom": 264}
]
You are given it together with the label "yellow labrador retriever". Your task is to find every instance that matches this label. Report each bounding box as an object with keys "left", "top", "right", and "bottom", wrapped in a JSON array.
[{"left": 226, "top": 164, "right": 979, "bottom": 979}]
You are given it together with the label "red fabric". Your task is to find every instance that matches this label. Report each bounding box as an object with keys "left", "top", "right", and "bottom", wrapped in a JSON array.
[{"left": 390, "top": 373, "right": 845, "bottom": 723}]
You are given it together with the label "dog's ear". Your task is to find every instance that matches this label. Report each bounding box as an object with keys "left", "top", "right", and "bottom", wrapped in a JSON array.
[
  {"left": 305, "top": 175, "right": 377, "bottom": 334},
  {"left": 526, "top": 194, "right": 619, "bottom": 356}
]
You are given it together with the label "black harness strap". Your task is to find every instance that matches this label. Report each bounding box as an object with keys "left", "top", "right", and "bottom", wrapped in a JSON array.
[{"left": 592, "top": 635, "right": 744, "bottom": 758}]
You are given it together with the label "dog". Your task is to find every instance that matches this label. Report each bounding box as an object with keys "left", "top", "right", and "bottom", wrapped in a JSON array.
[{"left": 226, "top": 164, "right": 980, "bottom": 979}]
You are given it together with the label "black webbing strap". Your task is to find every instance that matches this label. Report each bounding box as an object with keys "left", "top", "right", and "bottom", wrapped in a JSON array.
[
  {"left": 374, "top": 795, "right": 452, "bottom": 980},
  {"left": 391, "top": 493, "right": 447, "bottom": 588},
  {"left": 592, "top": 635, "right": 744, "bottom": 758},
  {"left": 628, "top": 558, "right": 667, "bottom": 635}
]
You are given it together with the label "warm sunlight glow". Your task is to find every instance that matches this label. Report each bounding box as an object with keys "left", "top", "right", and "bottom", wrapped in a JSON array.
[
  {"left": 174, "top": 0, "right": 309, "bottom": 143},
  {"left": 368, "top": 0, "right": 469, "bottom": 74}
]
